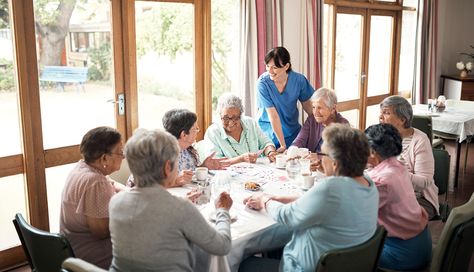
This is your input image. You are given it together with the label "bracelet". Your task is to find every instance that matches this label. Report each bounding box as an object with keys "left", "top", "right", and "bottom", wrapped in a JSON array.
[
  {"left": 264, "top": 197, "right": 272, "bottom": 207},
  {"left": 266, "top": 150, "right": 277, "bottom": 156}
]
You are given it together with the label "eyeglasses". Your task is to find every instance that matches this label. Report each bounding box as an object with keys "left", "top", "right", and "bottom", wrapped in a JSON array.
[
  {"left": 316, "top": 152, "right": 330, "bottom": 159},
  {"left": 109, "top": 151, "right": 124, "bottom": 158},
  {"left": 191, "top": 126, "right": 200, "bottom": 132},
  {"left": 221, "top": 116, "right": 241, "bottom": 123}
]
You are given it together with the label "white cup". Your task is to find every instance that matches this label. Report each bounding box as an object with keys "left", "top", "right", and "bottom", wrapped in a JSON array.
[
  {"left": 275, "top": 154, "right": 288, "bottom": 168},
  {"left": 195, "top": 167, "right": 208, "bottom": 181},
  {"left": 302, "top": 173, "right": 314, "bottom": 190},
  {"left": 298, "top": 148, "right": 309, "bottom": 158},
  {"left": 287, "top": 146, "right": 299, "bottom": 158}
]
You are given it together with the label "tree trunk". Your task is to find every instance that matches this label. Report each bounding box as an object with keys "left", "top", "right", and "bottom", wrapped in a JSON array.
[{"left": 37, "top": 0, "right": 77, "bottom": 67}]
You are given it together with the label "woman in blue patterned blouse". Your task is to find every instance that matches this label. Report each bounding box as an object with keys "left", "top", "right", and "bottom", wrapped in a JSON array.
[{"left": 162, "top": 109, "right": 229, "bottom": 186}]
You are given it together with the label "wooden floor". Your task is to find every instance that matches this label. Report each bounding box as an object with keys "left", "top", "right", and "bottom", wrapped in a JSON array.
[{"left": 6, "top": 139, "right": 474, "bottom": 272}]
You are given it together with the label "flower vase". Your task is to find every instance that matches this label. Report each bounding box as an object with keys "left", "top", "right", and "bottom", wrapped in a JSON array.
[{"left": 460, "top": 70, "right": 468, "bottom": 78}]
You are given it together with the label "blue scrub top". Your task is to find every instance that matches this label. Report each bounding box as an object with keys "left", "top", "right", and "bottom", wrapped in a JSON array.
[{"left": 256, "top": 70, "right": 314, "bottom": 147}]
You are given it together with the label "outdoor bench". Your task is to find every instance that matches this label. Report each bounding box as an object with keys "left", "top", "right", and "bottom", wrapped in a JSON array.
[{"left": 39, "top": 66, "right": 88, "bottom": 92}]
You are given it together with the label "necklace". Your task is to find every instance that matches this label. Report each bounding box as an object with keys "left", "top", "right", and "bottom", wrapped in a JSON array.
[{"left": 226, "top": 135, "right": 251, "bottom": 157}]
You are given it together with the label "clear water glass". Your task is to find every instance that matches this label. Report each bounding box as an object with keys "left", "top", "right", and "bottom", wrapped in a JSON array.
[{"left": 286, "top": 159, "right": 301, "bottom": 179}]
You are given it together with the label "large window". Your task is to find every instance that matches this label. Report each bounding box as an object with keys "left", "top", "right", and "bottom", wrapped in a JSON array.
[
  {"left": 0, "top": 0, "right": 211, "bottom": 268},
  {"left": 135, "top": 1, "right": 195, "bottom": 130},
  {"left": 324, "top": 0, "right": 420, "bottom": 129}
]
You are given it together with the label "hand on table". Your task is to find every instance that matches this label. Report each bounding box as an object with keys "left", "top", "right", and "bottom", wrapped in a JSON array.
[
  {"left": 243, "top": 193, "right": 272, "bottom": 211},
  {"left": 240, "top": 152, "right": 259, "bottom": 164},
  {"left": 175, "top": 170, "right": 194, "bottom": 186},
  {"left": 215, "top": 192, "right": 233, "bottom": 210},
  {"left": 186, "top": 189, "right": 202, "bottom": 204}
]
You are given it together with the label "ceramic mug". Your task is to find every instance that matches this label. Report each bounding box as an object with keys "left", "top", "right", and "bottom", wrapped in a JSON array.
[{"left": 195, "top": 167, "right": 208, "bottom": 181}]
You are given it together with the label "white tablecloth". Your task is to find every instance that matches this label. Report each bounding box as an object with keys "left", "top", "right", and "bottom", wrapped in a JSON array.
[
  {"left": 168, "top": 162, "right": 319, "bottom": 272},
  {"left": 413, "top": 104, "right": 474, "bottom": 142}
]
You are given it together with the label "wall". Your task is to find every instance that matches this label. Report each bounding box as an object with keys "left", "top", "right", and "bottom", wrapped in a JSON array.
[{"left": 438, "top": 0, "right": 474, "bottom": 76}]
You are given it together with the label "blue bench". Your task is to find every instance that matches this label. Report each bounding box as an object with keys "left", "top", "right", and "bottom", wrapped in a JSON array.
[{"left": 39, "top": 66, "right": 88, "bottom": 92}]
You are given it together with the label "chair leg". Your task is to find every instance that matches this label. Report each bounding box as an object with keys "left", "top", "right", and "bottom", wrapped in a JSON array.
[{"left": 464, "top": 137, "right": 471, "bottom": 174}]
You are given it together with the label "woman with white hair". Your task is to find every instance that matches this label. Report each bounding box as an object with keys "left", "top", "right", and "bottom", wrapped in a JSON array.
[
  {"left": 109, "top": 129, "right": 233, "bottom": 271},
  {"left": 205, "top": 93, "right": 277, "bottom": 164},
  {"left": 291, "top": 87, "right": 349, "bottom": 152}
]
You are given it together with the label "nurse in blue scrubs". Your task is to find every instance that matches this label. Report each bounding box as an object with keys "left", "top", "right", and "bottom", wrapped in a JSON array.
[{"left": 256, "top": 46, "right": 315, "bottom": 151}]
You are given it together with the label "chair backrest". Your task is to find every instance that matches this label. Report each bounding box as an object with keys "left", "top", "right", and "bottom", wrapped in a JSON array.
[
  {"left": 315, "top": 226, "right": 387, "bottom": 272},
  {"left": 440, "top": 217, "right": 474, "bottom": 272},
  {"left": 13, "top": 213, "right": 75, "bottom": 272},
  {"left": 433, "top": 148, "right": 450, "bottom": 195},
  {"left": 62, "top": 257, "right": 106, "bottom": 272},
  {"left": 431, "top": 193, "right": 474, "bottom": 272},
  {"left": 412, "top": 115, "right": 433, "bottom": 142}
]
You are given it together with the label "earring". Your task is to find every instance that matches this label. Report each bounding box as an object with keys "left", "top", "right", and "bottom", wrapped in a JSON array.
[{"left": 103, "top": 165, "right": 107, "bottom": 169}]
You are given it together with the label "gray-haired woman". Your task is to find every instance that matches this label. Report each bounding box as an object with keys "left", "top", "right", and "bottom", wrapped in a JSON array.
[
  {"left": 379, "top": 95, "right": 438, "bottom": 219},
  {"left": 204, "top": 93, "right": 277, "bottom": 164},
  {"left": 241, "top": 124, "right": 378, "bottom": 271},
  {"left": 109, "top": 129, "right": 233, "bottom": 271},
  {"left": 291, "top": 87, "right": 349, "bottom": 171}
]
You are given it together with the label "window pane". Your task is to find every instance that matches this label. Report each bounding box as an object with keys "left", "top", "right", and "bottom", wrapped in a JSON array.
[
  {"left": 334, "top": 13, "right": 363, "bottom": 102},
  {"left": 367, "top": 15, "right": 393, "bottom": 97},
  {"left": 136, "top": 1, "right": 194, "bottom": 129},
  {"left": 365, "top": 104, "right": 381, "bottom": 129},
  {"left": 0, "top": 4, "right": 21, "bottom": 157},
  {"left": 0, "top": 175, "right": 27, "bottom": 250},
  {"left": 211, "top": 0, "right": 238, "bottom": 122},
  {"left": 403, "top": 0, "right": 418, "bottom": 8},
  {"left": 398, "top": 10, "right": 417, "bottom": 99},
  {"left": 340, "top": 109, "right": 359, "bottom": 129},
  {"left": 46, "top": 163, "right": 76, "bottom": 233},
  {"left": 34, "top": 0, "right": 116, "bottom": 149}
]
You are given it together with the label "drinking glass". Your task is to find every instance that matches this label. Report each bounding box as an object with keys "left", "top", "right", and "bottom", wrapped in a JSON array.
[{"left": 286, "top": 159, "right": 301, "bottom": 180}]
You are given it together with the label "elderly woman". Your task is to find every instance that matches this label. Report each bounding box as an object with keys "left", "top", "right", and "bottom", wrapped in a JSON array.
[
  {"left": 256, "top": 47, "right": 315, "bottom": 151},
  {"left": 127, "top": 109, "right": 228, "bottom": 187},
  {"left": 241, "top": 124, "right": 379, "bottom": 271},
  {"left": 292, "top": 87, "right": 348, "bottom": 151},
  {"left": 205, "top": 93, "right": 277, "bottom": 164},
  {"left": 60, "top": 126, "right": 126, "bottom": 269},
  {"left": 379, "top": 95, "right": 439, "bottom": 219},
  {"left": 365, "top": 123, "right": 431, "bottom": 271},
  {"left": 109, "top": 129, "right": 233, "bottom": 271}
]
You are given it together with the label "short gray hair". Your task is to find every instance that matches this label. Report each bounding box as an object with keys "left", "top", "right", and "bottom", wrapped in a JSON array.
[
  {"left": 311, "top": 87, "right": 338, "bottom": 108},
  {"left": 380, "top": 95, "right": 413, "bottom": 128},
  {"left": 125, "top": 129, "right": 180, "bottom": 187},
  {"left": 217, "top": 93, "right": 244, "bottom": 116},
  {"left": 322, "top": 123, "right": 369, "bottom": 177}
]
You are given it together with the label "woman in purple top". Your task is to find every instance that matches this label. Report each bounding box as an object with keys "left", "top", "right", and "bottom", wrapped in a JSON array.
[{"left": 291, "top": 87, "right": 349, "bottom": 171}]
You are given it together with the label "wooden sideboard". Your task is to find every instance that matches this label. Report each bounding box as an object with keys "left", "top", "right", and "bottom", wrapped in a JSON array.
[{"left": 441, "top": 75, "right": 474, "bottom": 101}]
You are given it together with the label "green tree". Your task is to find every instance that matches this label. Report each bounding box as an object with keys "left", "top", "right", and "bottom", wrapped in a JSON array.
[{"left": 35, "top": 0, "right": 77, "bottom": 67}]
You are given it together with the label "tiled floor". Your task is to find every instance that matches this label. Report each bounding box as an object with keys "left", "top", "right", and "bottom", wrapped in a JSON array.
[{"left": 7, "top": 139, "right": 474, "bottom": 272}]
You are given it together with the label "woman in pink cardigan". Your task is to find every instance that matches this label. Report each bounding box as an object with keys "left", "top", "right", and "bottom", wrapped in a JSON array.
[
  {"left": 379, "top": 95, "right": 439, "bottom": 219},
  {"left": 366, "top": 123, "right": 431, "bottom": 270}
]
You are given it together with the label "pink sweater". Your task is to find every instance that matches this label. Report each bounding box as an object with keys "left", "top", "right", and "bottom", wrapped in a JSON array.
[
  {"left": 369, "top": 157, "right": 428, "bottom": 239},
  {"left": 401, "top": 128, "right": 439, "bottom": 215}
]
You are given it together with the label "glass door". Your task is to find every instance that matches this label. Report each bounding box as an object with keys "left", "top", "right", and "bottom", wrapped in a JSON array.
[{"left": 331, "top": 7, "right": 397, "bottom": 129}]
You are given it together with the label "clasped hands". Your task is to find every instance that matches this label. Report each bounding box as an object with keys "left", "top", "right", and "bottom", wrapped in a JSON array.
[{"left": 243, "top": 193, "right": 272, "bottom": 211}]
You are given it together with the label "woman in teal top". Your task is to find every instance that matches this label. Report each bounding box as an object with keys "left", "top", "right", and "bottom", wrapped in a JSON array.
[
  {"left": 205, "top": 93, "right": 277, "bottom": 164},
  {"left": 257, "top": 47, "right": 315, "bottom": 151},
  {"left": 242, "top": 124, "right": 379, "bottom": 272}
]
